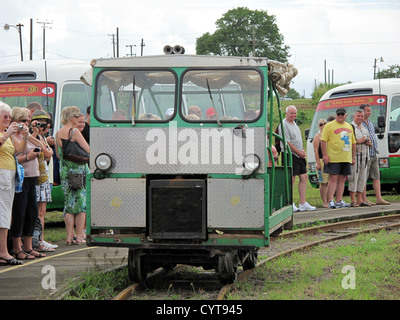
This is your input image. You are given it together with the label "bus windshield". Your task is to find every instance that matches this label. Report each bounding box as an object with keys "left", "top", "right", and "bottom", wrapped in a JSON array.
[{"left": 309, "top": 95, "right": 387, "bottom": 138}]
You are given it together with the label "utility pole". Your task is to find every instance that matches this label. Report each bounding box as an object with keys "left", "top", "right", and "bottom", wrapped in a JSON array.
[
  {"left": 109, "top": 33, "right": 116, "bottom": 57},
  {"left": 126, "top": 44, "right": 136, "bottom": 57},
  {"left": 373, "top": 57, "right": 384, "bottom": 79},
  {"left": 140, "top": 38, "right": 145, "bottom": 56},
  {"left": 4, "top": 23, "right": 24, "bottom": 61},
  {"left": 116, "top": 27, "right": 119, "bottom": 58},
  {"left": 37, "top": 20, "right": 52, "bottom": 59},
  {"left": 30, "top": 19, "right": 33, "bottom": 60}
]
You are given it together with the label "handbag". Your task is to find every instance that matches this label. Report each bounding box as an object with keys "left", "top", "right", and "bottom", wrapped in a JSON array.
[
  {"left": 14, "top": 155, "right": 24, "bottom": 193},
  {"left": 61, "top": 128, "right": 89, "bottom": 164},
  {"left": 67, "top": 169, "right": 86, "bottom": 190}
]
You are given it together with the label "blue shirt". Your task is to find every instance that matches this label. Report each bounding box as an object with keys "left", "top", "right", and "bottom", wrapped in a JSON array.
[{"left": 362, "top": 119, "right": 378, "bottom": 157}]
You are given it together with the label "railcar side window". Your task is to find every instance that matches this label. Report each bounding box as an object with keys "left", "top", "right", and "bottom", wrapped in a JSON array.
[
  {"left": 181, "top": 69, "right": 262, "bottom": 122},
  {"left": 95, "top": 70, "right": 177, "bottom": 121}
]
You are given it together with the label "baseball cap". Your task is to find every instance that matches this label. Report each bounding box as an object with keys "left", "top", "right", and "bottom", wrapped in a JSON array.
[
  {"left": 32, "top": 109, "right": 50, "bottom": 120},
  {"left": 206, "top": 108, "right": 215, "bottom": 117},
  {"left": 336, "top": 108, "right": 346, "bottom": 115}
]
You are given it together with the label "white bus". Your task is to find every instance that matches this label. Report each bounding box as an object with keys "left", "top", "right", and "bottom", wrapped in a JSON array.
[
  {"left": 0, "top": 59, "right": 92, "bottom": 208},
  {"left": 306, "top": 78, "right": 400, "bottom": 193}
]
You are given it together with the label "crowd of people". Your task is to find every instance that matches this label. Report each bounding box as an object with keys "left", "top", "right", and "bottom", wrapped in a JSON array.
[
  {"left": 277, "top": 104, "right": 391, "bottom": 212},
  {"left": 0, "top": 101, "right": 90, "bottom": 266}
]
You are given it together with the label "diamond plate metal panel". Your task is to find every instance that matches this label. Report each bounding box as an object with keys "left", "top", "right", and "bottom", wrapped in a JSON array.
[
  {"left": 90, "top": 178, "right": 146, "bottom": 227},
  {"left": 90, "top": 126, "right": 265, "bottom": 175},
  {"left": 207, "top": 179, "right": 265, "bottom": 228}
]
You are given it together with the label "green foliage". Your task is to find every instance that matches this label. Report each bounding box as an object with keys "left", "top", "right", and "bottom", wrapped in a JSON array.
[
  {"left": 377, "top": 64, "right": 400, "bottom": 78},
  {"left": 196, "top": 7, "right": 290, "bottom": 61},
  {"left": 285, "top": 88, "right": 301, "bottom": 100},
  {"left": 311, "top": 83, "right": 344, "bottom": 105}
]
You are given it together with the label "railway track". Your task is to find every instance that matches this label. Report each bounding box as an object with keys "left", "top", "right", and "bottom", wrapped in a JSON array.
[{"left": 113, "top": 214, "right": 400, "bottom": 300}]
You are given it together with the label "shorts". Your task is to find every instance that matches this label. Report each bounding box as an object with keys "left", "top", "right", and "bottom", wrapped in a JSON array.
[
  {"left": 0, "top": 169, "right": 16, "bottom": 229},
  {"left": 36, "top": 181, "right": 52, "bottom": 203},
  {"left": 324, "top": 162, "right": 352, "bottom": 176},
  {"left": 292, "top": 155, "right": 307, "bottom": 176},
  {"left": 367, "top": 155, "right": 380, "bottom": 180},
  {"left": 348, "top": 163, "right": 368, "bottom": 193}
]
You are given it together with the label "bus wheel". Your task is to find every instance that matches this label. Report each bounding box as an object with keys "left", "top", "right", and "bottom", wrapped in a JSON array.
[
  {"left": 128, "top": 249, "right": 147, "bottom": 283},
  {"left": 217, "top": 252, "right": 238, "bottom": 284}
]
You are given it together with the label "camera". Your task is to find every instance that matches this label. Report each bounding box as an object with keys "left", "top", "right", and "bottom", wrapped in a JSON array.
[
  {"left": 17, "top": 124, "right": 23, "bottom": 130},
  {"left": 36, "top": 122, "right": 48, "bottom": 129},
  {"left": 33, "top": 147, "right": 41, "bottom": 152}
]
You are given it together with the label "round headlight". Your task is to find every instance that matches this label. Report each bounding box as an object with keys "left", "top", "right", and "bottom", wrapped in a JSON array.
[
  {"left": 95, "top": 153, "right": 113, "bottom": 171},
  {"left": 243, "top": 154, "right": 261, "bottom": 173}
]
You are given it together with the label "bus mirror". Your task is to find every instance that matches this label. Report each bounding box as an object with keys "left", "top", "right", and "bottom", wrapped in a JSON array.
[
  {"left": 377, "top": 116, "right": 385, "bottom": 128},
  {"left": 305, "top": 128, "right": 310, "bottom": 140},
  {"left": 376, "top": 116, "right": 385, "bottom": 139}
]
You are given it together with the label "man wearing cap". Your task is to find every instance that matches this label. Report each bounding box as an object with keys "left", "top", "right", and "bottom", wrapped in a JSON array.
[{"left": 321, "top": 107, "right": 356, "bottom": 209}]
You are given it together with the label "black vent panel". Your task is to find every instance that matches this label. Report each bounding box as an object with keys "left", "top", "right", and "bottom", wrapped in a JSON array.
[{"left": 149, "top": 179, "right": 206, "bottom": 239}]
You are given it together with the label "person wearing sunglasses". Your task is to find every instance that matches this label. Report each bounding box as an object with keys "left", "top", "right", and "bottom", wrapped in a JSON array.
[
  {"left": 313, "top": 118, "right": 329, "bottom": 208},
  {"left": 321, "top": 108, "right": 356, "bottom": 209}
]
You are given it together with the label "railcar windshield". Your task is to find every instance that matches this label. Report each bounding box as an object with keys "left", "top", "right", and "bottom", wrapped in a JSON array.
[
  {"left": 95, "top": 69, "right": 177, "bottom": 121},
  {"left": 181, "top": 69, "right": 263, "bottom": 122}
]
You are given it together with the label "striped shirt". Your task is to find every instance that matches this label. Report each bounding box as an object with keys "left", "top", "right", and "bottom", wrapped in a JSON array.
[{"left": 362, "top": 119, "right": 379, "bottom": 157}]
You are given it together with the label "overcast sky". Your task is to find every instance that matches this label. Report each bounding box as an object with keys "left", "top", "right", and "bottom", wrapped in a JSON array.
[{"left": 1, "top": 0, "right": 399, "bottom": 97}]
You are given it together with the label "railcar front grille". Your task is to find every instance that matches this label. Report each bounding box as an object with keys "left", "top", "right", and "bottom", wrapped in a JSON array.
[{"left": 149, "top": 179, "right": 206, "bottom": 239}]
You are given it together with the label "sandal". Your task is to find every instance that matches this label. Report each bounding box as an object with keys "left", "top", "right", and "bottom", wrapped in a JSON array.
[
  {"left": 350, "top": 202, "right": 359, "bottom": 207},
  {"left": 26, "top": 250, "right": 46, "bottom": 258},
  {"left": 14, "top": 250, "right": 35, "bottom": 260},
  {"left": 66, "top": 238, "right": 76, "bottom": 245},
  {"left": 0, "top": 256, "right": 23, "bottom": 266},
  {"left": 360, "top": 202, "right": 371, "bottom": 207},
  {"left": 75, "top": 238, "right": 86, "bottom": 245}
]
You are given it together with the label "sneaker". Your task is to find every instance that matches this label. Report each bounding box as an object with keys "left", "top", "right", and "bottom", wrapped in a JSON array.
[
  {"left": 42, "top": 240, "right": 58, "bottom": 249},
  {"left": 293, "top": 203, "right": 299, "bottom": 212},
  {"left": 335, "top": 200, "right": 350, "bottom": 208},
  {"left": 328, "top": 200, "right": 337, "bottom": 209},
  {"left": 298, "top": 202, "right": 316, "bottom": 211}
]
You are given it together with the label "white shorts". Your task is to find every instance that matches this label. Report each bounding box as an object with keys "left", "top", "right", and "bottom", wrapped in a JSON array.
[{"left": 0, "top": 169, "right": 16, "bottom": 229}]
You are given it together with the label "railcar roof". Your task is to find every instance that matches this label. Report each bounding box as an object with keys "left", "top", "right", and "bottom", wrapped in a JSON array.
[{"left": 91, "top": 54, "right": 270, "bottom": 68}]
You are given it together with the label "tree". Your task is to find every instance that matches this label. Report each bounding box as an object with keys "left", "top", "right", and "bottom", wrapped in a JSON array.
[
  {"left": 196, "top": 7, "right": 290, "bottom": 61},
  {"left": 376, "top": 64, "right": 400, "bottom": 79}
]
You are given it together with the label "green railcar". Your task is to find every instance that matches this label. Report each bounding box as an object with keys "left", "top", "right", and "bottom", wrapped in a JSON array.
[{"left": 86, "top": 50, "right": 296, "bottom": 283}]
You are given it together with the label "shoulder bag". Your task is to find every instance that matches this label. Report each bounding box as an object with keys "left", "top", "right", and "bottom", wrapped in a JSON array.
[{"left": 61, "top": 128, "right": 89, "bottom": 164}]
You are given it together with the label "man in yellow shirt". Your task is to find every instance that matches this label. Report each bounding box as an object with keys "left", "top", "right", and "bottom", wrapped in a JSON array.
[{"left": 321, "top": 108, "right": 356, "bottom": 209}]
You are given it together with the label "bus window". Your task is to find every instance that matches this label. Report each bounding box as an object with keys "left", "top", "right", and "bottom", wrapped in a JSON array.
[
  {"left": 61, "top": 83, "right": 91, "bottom": 116},
  {"left": 181, "top": 69, "right": 262, "bottom": 122},
  {"left": 389, "top": 95, "right": 400, "bottom": 131},
  {"left": 95, "top": 69, "right": 177, "bottom": 122}
]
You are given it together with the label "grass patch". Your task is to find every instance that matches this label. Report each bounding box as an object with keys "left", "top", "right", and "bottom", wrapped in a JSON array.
[{"left": 229, "top": 230, "right": 400, "bottom": 300}]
